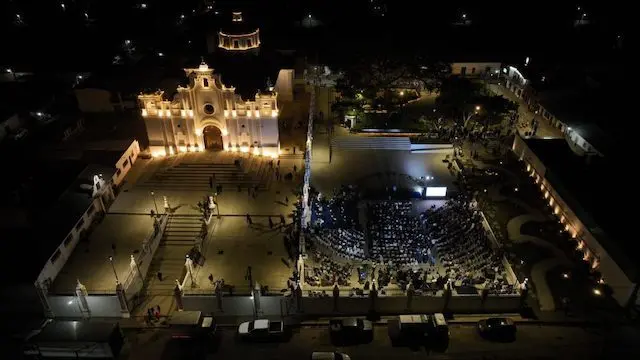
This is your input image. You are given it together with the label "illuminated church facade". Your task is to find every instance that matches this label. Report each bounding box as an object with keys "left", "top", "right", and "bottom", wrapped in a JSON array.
[{"left": 138, "top": 61, "right": 280, "bottom": 158}]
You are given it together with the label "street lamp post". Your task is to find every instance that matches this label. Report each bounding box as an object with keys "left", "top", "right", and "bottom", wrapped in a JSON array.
[
  {"left": 108, "top": 256, "right": 120, "bottom": 283},
  {"left": 150, "top": 191, "right": 159, "bottom": 214}
]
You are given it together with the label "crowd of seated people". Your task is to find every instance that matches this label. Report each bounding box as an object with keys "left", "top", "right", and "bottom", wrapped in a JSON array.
[
  {"left": 311, "top": 185, "right": 359, "bottom": 229},
  {"left": 310, "top": 186, "right": 365, "bottom": 260},
  {"left": 369, "top": 201, "right": 431, "bottom": 266},
  {"left": 304, "top": 250, "right": 353, "bottom": 287},
  {"left": 312, "top": 229, "right": 366, "bottom": 260},
  {"left": 422, "top": 194, "right": 516, "bottom": 294}
]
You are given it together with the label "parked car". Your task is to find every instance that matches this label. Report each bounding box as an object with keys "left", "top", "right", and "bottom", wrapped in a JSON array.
[
  {"left": 477, "top": 317, "right": 516, "bottom": 341},
  {"left": 388, "top": 313, "right": 449, "bottom": 346},
  {"left": 311, "top": 352, "right": 351, "bottom": 360},
  {"left": 329, "top": 318, "right": 373, "bottom": 344},
  {"left": 237, "top": 319, "right": 285, "bottom": 341}
]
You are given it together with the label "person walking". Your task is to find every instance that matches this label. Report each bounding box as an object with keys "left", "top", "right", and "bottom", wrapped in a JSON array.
[
  {"left": 246, "top": 213, "right": 252, "bottom": 225},
  {"left": 157, "top": 271, "right": 163, "bottom": 281},
  {"left": 285, "top": 196, "right": 289, "bottom": 204},
  {"left": 293, "top": 165, "right": 297, "bottom": 173},
  {"left": 268, "top": 217, "right": 274, "bottom": 229}
]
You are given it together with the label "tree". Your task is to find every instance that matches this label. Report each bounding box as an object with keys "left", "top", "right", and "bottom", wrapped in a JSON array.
[
  {"left": 407, "top": 58, "right": 451, "bottom": 94},
  {"left": 477, "top": 95, "right": 518, "bottom": 128},
  {"left": 436, "top": 77, "right": 483, "bottom": 127}
]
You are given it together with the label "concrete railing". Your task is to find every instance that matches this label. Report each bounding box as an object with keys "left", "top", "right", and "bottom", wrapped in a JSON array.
[
  {"left": 479, "top": 211, "right": 519, "bottom": 287},
  {"left": 122, "top": 214, "right": 169, "bottom": 300}
]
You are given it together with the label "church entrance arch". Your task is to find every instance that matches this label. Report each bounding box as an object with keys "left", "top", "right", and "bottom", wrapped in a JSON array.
[{"left": 203, "top": 125, "right": 224, "bottom": 150}]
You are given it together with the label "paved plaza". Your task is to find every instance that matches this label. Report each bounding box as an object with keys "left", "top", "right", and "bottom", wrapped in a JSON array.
[
  {"left": 190, "top": 216, "right": 293, "bottom": 293},
  {"left": 51, "top": 214, "right": 155, "bottom": 293},
  {"left": 51, "top": 150, "right": 303, "bottom": 299}
]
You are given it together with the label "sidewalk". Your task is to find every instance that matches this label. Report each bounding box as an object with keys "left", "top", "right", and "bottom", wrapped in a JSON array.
[{"left": 487, "top": 84, "right": 562, "bottom": 139}]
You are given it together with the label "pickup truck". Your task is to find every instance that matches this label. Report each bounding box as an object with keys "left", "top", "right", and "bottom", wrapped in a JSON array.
[{"left": 237, "top": 319, "right": 285, "bottom": 341}]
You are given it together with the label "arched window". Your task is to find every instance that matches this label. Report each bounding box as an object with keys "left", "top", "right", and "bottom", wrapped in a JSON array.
[{"left": 203, "top": 78, "right": 209, "bottom": 87}]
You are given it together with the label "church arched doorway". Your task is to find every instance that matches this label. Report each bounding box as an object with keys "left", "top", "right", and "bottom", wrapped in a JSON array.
[{"left": 203, "top": 125, "right": 224, "bottom": 150}]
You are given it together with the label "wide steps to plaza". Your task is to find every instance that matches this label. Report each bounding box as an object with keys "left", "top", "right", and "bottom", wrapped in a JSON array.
[
  {"left": 140, "top": 162, "right": 266, "bottom": 191},
  {"left": 144, "top": 245, "right": 192, "bottom": 294},
  {"left": 278, "top": 153, "right": 304, "bottom": 160},
  {"left": 331, "top": 136, "right": 411, "bottom": 151},
  {"left": 161, "top": 215, "right": 203, "bottom": 246}
]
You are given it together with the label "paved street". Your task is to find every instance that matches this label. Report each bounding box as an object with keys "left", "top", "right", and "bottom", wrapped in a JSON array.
[{"left": 121, "top": 323, "right": 640, "bottom": 360}]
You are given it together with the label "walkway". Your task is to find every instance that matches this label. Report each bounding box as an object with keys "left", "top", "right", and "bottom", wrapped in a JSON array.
[
  {"left": 487, "top": 84, "right": 562, "bottom": 139},
  {"left": 506, "top": 215, "right": 572, "bottom": 311}
]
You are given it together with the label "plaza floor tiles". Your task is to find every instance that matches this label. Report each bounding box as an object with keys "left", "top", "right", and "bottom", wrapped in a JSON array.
[
  {"left": 191, "top": 216, "right": 292, "bottom": 293},
  {"left": 50, "top": 214, "right": 154, "bottom": 294}
]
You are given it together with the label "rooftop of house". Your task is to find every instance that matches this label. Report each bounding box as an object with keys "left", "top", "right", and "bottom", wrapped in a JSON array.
[
  {"left": 76, "top": 59, "right": 186, "bottom": 98},
  {"left": 524, "top": 138, "right": 635, "bottom": 281},
  {"left": 0, "top": 159, "right": 114, "bottom": 284}
]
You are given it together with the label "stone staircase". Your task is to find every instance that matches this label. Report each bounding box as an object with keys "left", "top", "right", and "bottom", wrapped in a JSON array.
[
  {"left": 161, "top": 215, "right": 203, "bottom": 246},
  {"left": 279, "top": 153, "right": 304, "bottom": 160},
  {"left": 144, "top": 215, "right": 203, "bottom": 294},
  {"left": 331, "top": 136, "right": 411, "bottom": 151},
  {"left": 144, "top": 245, "right": 189, "bottom": 294},
  {"left": 139, "top": 162, "right": 265, "bottom": 191}
]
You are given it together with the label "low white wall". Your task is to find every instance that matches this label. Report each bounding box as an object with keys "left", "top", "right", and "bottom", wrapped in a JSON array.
[
  {"left": 275, "top": 69, "right": 294, "bottom": 102},
  {"left": 47, "top": 294, "right": 123, "bottom": 318},
  {"left": 36, "top": 197, "right": 105, "bottom": 286},
  {"left": 112, "top": 140, "right": 140, "bottom": 186},
  {"left": 85, "top": 295, "right": 123, "bottom": 318},
  {"left": 451, "top": 62, "right": 501, "bottom": 76},
  {"left": 47, "top": 295, "right": 84, "bottom": 318},
  {"left": 512, "top": 136, "right": 636, "bottom": 305}
]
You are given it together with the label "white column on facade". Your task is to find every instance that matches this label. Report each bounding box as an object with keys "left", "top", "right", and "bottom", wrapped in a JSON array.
[
  {"left": 184, "top": 114, "right": 193, "bottom": 148},
  {"left": 168, "top": 115, "right": 178, "bottom": 152},
  {"left": 258, "top": 115, "right": 264, "bottom": 152}
]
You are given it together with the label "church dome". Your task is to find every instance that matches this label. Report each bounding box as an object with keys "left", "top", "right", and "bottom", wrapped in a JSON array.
[{"left": 218, "top": 11, "right": 260, "bottom": 51}]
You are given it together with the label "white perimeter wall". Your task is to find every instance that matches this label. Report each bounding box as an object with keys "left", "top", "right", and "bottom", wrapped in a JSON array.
[
  {"left": 112, "top": 140, "right": 141, "bottom": 186},
  {"left": 275, "top": 69, "right": 294, "bottom": 102}
]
